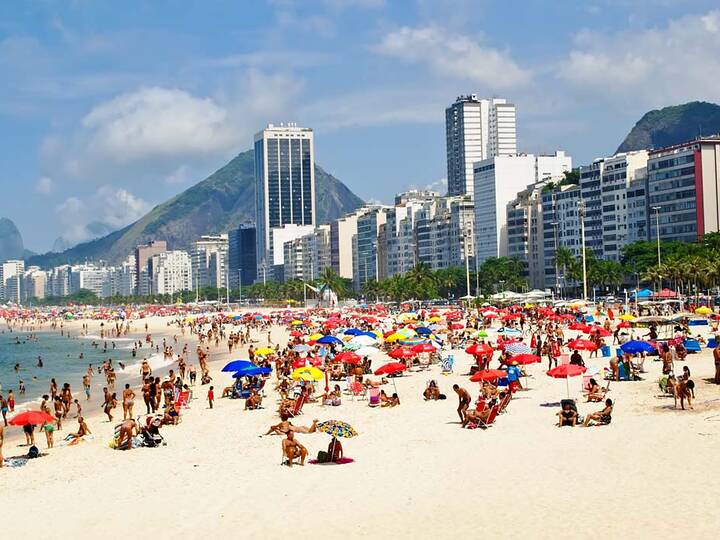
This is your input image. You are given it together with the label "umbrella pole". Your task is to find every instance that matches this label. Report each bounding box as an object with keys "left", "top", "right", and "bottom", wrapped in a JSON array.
[{"left": 566, "top": 377, "right": 570, "bottom": 399}]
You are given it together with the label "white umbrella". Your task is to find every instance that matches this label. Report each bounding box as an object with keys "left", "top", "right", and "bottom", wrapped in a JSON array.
[
  {"left": 350, "top": 335, "right": 377, "bottom": 347},
  {"left": 355, "top": 346, "right": 381, "bottom": 356}
]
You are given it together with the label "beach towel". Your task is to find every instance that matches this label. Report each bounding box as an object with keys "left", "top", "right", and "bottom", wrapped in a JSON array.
[{"left": 309, "top": 457, "right": 355, "bottom": 465}]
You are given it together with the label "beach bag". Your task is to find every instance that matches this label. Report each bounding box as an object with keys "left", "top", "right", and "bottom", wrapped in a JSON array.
[
  {"left": 316, "top": 450, "right": 330, "bottom": 463},
  {"left": 28, "top": 446, "right": 39, "bottom": 459}
]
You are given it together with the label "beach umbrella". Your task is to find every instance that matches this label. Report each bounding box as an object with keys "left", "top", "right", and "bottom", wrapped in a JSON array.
[
  {"left": 504, "top": 341, "right": 532, "bottom": 356},
  {"left": 411, "top": 342, "right": 436, "bottom": 353},
  {"left": 233, "top": 366, "right": 272, "bottom": 378},
  {"left": 292, "top": 366, "right": 324, "bottom": 381},
  {"left": 317, "top": 420, "right": 358, "bottom": 439},
  {"left": 309, "top": 333, "right": 324, "bottom": 341},
  {"left": 292, "top": 358, "right": 307, "bottom": 369},
  {"left": 475, "top": 329, "right": 489, "bottom": 338},
  {"left": 293, "top": 344, "right": 311, "bottom": 353},
  {"left": 343, "top": 328, "right": 363, "bottom": 336},
  {"left": 9, "top": 410, "right": 55, "bottom": 426},
  {"left": 620, "top": 340, "right": 656, "bottom": 354},
  {"left": 355, "top": 346, "right": 381, "bottom": 356},
  {"left": 317, "top": 335, "right": 343, "bottom": 345},
  {"left": 349, "top": 335, "right": 377, "bottom": 347},
  {"left": 547, "top": 364, "right": 587, "bottom": 398},
  {"left": 695, "top": 306, "right": 712, "bottom": 315},
  {"left": 388, "top": 347, "right": 416, "bottom": 359},
  {"left": 415, "top": 327, "right": 432, "bottom": 335},
  {"left": 374, "top": 362, "right": 407, "bottom": 376},
  {"left": 511, "top": 353, "right": 541, "bottom": 365},
  {"left": 566, "top": 338, "right": 598, "bottom": 351},
  {"left": 568, "top": 322, "right": 590, "bottom": 331},
  {"left": 617, "top": 320, "right": 631, "bottom": 329},
  {"left": 255, "top": 347, "right": 276, "bottom": 356},
  {"left": 222, "top": 360, "right": 255, "bottom": 372},
  {"left": 290, "top": 330, "right": 304, "bottom": 337},
  {"left": 465, "top": 343, "right": 493, "bottom": 356},
  {"left": 335, "top": 351, "right": 361, "bottom": 364},
  {"left": 469, "top": 369, "right": 507, "bottom": 382},
  {"left": 619, "top": 314, "right": 635, "bottom": 321},
  {"left": 384, "top": 333, "right": 405, "bottom": 343}
]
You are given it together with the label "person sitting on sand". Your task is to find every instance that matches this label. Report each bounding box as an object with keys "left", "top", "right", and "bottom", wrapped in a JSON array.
[
  {"left": 424, "top": 380, "right": 440, "bottom": 401},
  {"left": 382, "top": 392, "right": 400, "bottom": 408},
  {"left": 319, "top": 436, "right": 343, "bottom": 463},
  {"left": 245, "top": 389, "right": 263, "bottom": 410},
  {"left": 584, "top": 378, "right": 606, "bottom": 402},
  {"left": 583, "top": 399, "right": 613, "bottom": 427},
  {"left": 161, "top": 404, "right": 180, "bottom": 426},
  {"left": 317, "top": 384, "right": 342, "bottom": 406},
  {"left": 117, "top": 419, "right": 139, "bottom": 450},
  {"left": 462, "top": 402, "right": 494, "bottom": 428},
  {"left": 282, "top": 431, "right": 307, "bottom": 467},
  {"left": 66, "top": 416, "right": 91, "bottom": 440},
  {"left": 556, "top": 402, "right": 578, "bottom": 427}
]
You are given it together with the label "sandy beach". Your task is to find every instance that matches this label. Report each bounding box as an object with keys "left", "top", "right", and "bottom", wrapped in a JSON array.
[{"left": 1, "top": 310, "right": 719, "bottom": 539}]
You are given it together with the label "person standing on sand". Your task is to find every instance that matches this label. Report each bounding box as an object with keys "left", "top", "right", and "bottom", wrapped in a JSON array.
[
  {"left": 453, "top": 384, "right": 471, "bottom": 423},
  {"left": 122, "top": 384, "right": 135, "bottom": 420},
  {"left": 82, "top": 374, "right": 91, "bottom": 400},
  {"left": 0, "top": 423, "right": 4, "bottom": 467},
  {"left": 714, "top": 339, "right": 720, "bottom": 384}
]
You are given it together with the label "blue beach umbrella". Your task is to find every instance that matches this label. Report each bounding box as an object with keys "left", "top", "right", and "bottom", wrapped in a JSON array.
[
  {"left": 343, "top": 328, "right": 363, "bottom": 336},
  {"left": 233, "top": 366, "right": 272, "bottom": 378},
  {"left": 415, "top": 327, "right": 432, "bottom": 335},
  {"left": 620, "top": 340, "right": 656, "bottom": 354},
  {"left": 222, "top": 360, "right": 256, "bottom": 372},
  {"left": 317, "top": 335, "right": 343, "bottom": 345}
]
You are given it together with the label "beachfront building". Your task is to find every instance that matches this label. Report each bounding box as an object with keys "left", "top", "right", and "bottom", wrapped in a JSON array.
[
  {"left": 23, "top": 267, "right": 47, "bottom": 301},
  {"left": 446, "top": 95, "right": 517, "bottom": 196},
  {"left": 647, "top": 137, "right": 720, "bottom": 243},
  {"left": 254, "top": 123, "right": 315, "bottom": 279},
  {"left": 507, "top": 182, "right": 549, "bottom": 289},
  {"left": 228, "top": 225, "right": 257, "bottom": 290},
  {"left": 111, "top": 255, "right": 137, "bottom": 297},
  {"left": 191, "top": 235, "right": 229, "bottom": 290},
  {"left": 474, "top": 151, "right": 571, "bottom": 263},
  {"left": 415, "top": 196, "right": 475, "bottom": 272},
  {"left": 353, "top": 206, "right": 390, "bottom": 289},
  {"left": 135, "top": 240, "right": 167, "bottom": 295},
  {"left": 149, "top": 250, "right": 192, "bottom": 296},
  {"left": 0, "top": 259, "right": 25, "bottom": 303},
  {"left": 283, "top": 225, "right": 331, "bottom": 282},
  {"left": 47, "top": 265, "right": 71, "bottom": 297},
  {"left": 329, "top": 208, "right": 367, "bottom": 281},
  {"left": 70, "top": 264, "right": 113, "bottom": 298}
]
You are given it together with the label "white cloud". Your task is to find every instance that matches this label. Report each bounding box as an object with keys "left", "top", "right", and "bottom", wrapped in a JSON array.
[
  {"left": 95, "top": 186, "right": 150, "bottom": 228},
  {"left": 558, "top": 10, "right": 720, "bottom": 105},
  {"left": 374, "top": 26, "right": 531, "bottom": 90},
  {"left": 35, "top": 176, "right": 55, "bottom": 195}
]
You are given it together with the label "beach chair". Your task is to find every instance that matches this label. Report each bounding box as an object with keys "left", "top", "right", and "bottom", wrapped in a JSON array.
[
  {"left": 350, "top": 381, "right": 367, "bottom": 400},
  {"left": 343, "top": 376, "right": 355, "bottom": 395},
  {"left": 286, "top": 394, "right": 306, "bottom": 418},
  {"left": 174, "top": 391, "right": 190, "bottom": 412},
  {"left": 477, "top": 405, "right": 500, "bottom": 429},
  {"left": 368, "top": 387, "right": 381, "bottom": 407},
  {"left": 497, "top": 393, "right": 511, "bottom": 414},
  {"left": 441, "top": 355, "right": 454, "bottom": 375},
  {"left": 559, "top": 354, "right": 570, "bottom": 365}
]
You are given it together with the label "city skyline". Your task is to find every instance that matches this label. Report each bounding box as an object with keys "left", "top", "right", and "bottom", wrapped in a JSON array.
[{"left": 3, "top": 1, "right": 720, "bottom": 251}]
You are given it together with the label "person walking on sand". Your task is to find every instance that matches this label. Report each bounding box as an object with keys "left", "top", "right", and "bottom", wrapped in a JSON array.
[
  {"left": 207, "top": 386, "right": 214, "bottom": 409},
  {"left": 714, "top": 338, "right": 720, "bottom": 384},
  {"left": 122, "top": 384, "right": 136, "bottom": 420},
  {"left": 453, "top": 384, "right": 471, "bottom": 423}
]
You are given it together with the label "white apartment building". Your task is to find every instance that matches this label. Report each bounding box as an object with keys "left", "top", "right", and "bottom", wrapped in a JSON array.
[
  {"left": 283, "top": 225, "right": 331, "bottom": 282},
  {"left": 70, "top": 264, "right": 113, "bottom": 298},
  {"left": 474, "top": 151, "right": 571, "bottom": 262},
  {"left": 1, "top": 260, "right": 25, "bottom": 303},
  {"left": 149, "top": 251, "right": 192, "bottom": 295},
  {"left": 446, "top": 95, "right": 517, "bottom": 196},
  {"left": 192, "top": 235, "right": 229, "bottom": 289},
  {"left": 24, "top": 267, "right": 47, "bottom": 301},
  {"left": 330, "top": 208, "right": 366, "bottom": 280}
]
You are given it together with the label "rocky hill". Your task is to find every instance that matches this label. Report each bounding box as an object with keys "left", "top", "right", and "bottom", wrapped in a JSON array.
[
  {"left": 617, "top": 101, "right": 720, "bottom": 153},
  {"left": 27, "top": 150, "right": 364, "bottom": 267},
  {"left": 0, "top": 218, "right": 25, "bottom": 262}
]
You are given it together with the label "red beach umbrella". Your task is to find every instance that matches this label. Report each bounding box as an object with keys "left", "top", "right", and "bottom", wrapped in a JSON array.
[
  {"left": 411, "top": 342, "right": 436, "bottom": 353},
  {"left": 511, "top": 353, "right": 541, "bottom": 365},
  {"left": 547, "top": 364, "right": 587, "bottom": 398},
  {"left": 469, "top": 369, "right": 507, "bottom": 382},
  {"left": 388, "top": 347, "right": 416, "bottom": 359},
  {"left": 566, "top": 338, "right": 598, "bottom": 351},
  {"left": 374, "top": 362, "right": 407, "bottom": 376},
  {"left": 9, "top": 410, "right": 55, "bottom": 426},
  {"left": 465, "top": 343, "right": 493, "bottom": 356},
  {"left": 335, "top": 351, "right": 361, "bottom": 365}
]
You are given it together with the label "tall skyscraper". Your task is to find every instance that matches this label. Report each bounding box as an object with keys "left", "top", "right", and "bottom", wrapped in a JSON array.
[
  {"left": 254, "top": 123, "right": 315, "bottom": 276},
  {"left": 446, "top": 95, "right": 517, "bottom": 196},
  {"left": 227, "top": 225, "right": 257, "bottom": 289}
]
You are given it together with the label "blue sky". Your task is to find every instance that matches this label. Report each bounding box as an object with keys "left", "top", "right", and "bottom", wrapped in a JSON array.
[{"left": 2, "top": 0, "right": 720, "bottom": 252}]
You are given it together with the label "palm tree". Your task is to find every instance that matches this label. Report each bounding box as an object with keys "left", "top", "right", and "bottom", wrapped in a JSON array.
[
  {"left": 554, "top": 246, "right": 574, "bottom": 296},
  {"left": 317, "top": 268, "right": 347, "bottom": 304}
]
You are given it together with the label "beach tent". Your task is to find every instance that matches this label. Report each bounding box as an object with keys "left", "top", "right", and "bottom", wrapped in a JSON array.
[{"left": 632, "top": 289, "right": 653, "bottom": 299}]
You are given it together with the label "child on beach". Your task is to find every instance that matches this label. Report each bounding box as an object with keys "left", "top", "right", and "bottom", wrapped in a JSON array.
[{"left": 208, "top": 386, "right": 214, "bottom": 409}]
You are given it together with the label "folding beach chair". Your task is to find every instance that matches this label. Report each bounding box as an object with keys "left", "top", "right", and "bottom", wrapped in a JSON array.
[
  {"left": 441, "top": 355, "right": 454, "bottom": 375},
  {"left": 478, "top": 405, "right": 500, "bottom": 429}
]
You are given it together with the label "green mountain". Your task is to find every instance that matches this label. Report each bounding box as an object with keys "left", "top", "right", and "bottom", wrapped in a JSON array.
[
  {"left": 617, "top": 101, "right": 720, "bottom": 153},
  {"left": 27, "top": 150, "right": 364, "bottom": 267},
  {"left": 0, "top": 218, "right": 24, "bottom": 261}
]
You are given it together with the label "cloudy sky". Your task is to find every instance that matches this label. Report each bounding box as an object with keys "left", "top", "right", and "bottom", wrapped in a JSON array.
[{"left": 2, "top": 0, "right": 720, "bottom": 251}]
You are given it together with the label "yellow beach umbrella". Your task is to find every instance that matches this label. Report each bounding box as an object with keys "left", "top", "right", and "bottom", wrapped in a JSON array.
[
  {"left": 291, "top": 320, "right": 305, "bottom": 326},
  {"left": 619, "top": 314, "right": 635, "bottom": 321},
  {"left": 292, "top": 366, "right": 323, "bottom": 381},
  {"left": 428, "top": 316, "right": 441, "bottom": 323},
  {"left": 309, "top": 333, "right": 323, "bottom": 341},
  {"left": 695, "top": 306, "right": 712, "bottom": 315},
  {"left": 385, "top": 333, "right": 406, "bottom": 343},
  {"left": 255, "top": 347, "right": 276, "bottom": 356}
]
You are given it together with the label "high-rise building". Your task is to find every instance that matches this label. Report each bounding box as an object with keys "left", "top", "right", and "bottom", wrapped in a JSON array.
[
  {"left": 254, "top": 123, "right": 315, "bottom": 276},
  {"left": 135, "top": 240, "right": 167, "bottom": 295},
  {"left": 353, "top": 206, "right": 390, "bottom": 289},
  {"left": 70, "top": 264, "right": 113, "bottom": 298},
  {"left": 446, "top": 95, "right": 517, "bottom": 196},
  {"left": 227, "top": 225, "right": 257, "bottom": 290},
  {"left": 1, "top": 260, "right": 25, "bottom": 303},
  {"left": 474, "top": 151, "right": 571, "bottom": 262},
  {"left": 191, "top": 235, "right": 228, "bottom": 290},
  {"left": 149, "top": 251, "right": 192, "bottom": 295},
  {"left": 23, "top": 267, "right": 47, "bottom": 301},
  {"left": 647, "top": 138, "right": 720, "bottom": 242},
  {"left": 330, "top": 209, "right": 366, "bottom": 280}
]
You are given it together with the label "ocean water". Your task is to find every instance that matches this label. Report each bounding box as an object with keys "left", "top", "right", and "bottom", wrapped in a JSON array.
[{"left": 0, "top": 330, "right": 142, "bottom": 407}]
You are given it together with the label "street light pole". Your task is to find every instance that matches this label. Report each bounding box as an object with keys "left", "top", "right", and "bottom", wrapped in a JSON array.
[
  {"left": 552, "top": 221, "right": 560, "bottom": 298},
  {"left": 578, "top": 200, "right": 588, "bottom": 301},
  {"left": 463, "top": 230, "right": 471, "bottom": 300},
  {"left": 652, "top": 206, "right": 662, "bottom": 267}
]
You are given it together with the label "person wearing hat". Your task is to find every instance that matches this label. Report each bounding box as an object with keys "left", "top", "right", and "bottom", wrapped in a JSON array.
[{"left": 507, "top": 361, "right": 522, "bottom": 393}]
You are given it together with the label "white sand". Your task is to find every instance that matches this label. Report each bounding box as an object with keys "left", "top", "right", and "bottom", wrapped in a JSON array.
[{"left": 1, "top": 313, "right": 719, "bottom": 539}]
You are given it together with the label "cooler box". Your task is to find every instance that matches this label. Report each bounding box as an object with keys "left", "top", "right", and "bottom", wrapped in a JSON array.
[
  {"left": 708, "top": 337, "right": 717, "bottom": 348},
  {"left": 684, "top": 339, "right": 701, "bottom": 353},
  {"left": 601, "top": 345, "right": 611, "bottom": 357}
]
